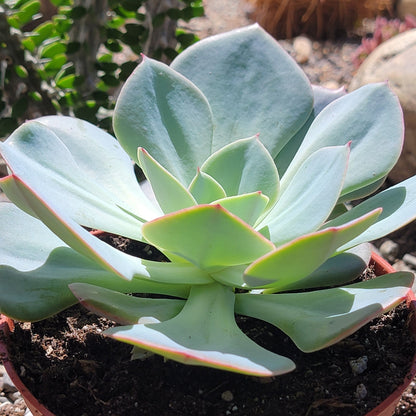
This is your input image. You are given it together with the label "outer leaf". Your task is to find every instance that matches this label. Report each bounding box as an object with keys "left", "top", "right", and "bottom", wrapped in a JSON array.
[
  {"left": 262, "top": 243, "right": 372, "bottom": 292},
  {"left": 258, "top": 145, "right": 350, "bottom": 246},
  {"left": 0, "top": 180, "right": 212, "bottom": 285},
  {"left": 275, "top": 85, "right": 346, "bottom": 176},
  {"left": 70, "top": 283, "right": 185, "bottom": 325},
  {"left": 1, "top": 176, "right": 140, "bottom": 279},
  {"left": 142, "top": 204, "right": 275, "bottom": 271},
  {"left": 188, "top": 169, "right": 226, "bottom": 203},
  {"left": 0, "top": 256, "right": 191, "bottom": 322},
  {"left": 0, "top": 203, "right": 191, "bottom": 321},
  {"left": 0, "top": 201, "right": 69, "bottom": 272},
  {"left": 201, "top": 136, "right": 279, "bottom": 209},
  {"left": 105, "top": 283, "right": 296, "bottom": 376},
  {"left": 37, "top": 116, "right": 153, "bottom": 215},
  {"left": 0, "top": 121, "right": 157, "bottom": 241},
  {"left": 324, "top": 175, "right": 416, "bottom": 251},
  {"left": 138, "top": 148, "right": 196, "bottom": 213},
  {"left": 212, "top": 245, "right": 372, "bottom": 292},
  {"left": 281, "top": 83, "right": 403, "bottom": 198},
  {"left": 235, "top": 273, "right": 414, "bottom": 352},
  {"left": 212, "top": 192, "right": 269, "bottom": 226},
  {"left": 171, "top": 24, "right": 313, "bottom": 157},
  {"left": 244, "top": 209, "right": 381, "bottom": 289},
  {"left": 338, "top": 176, "right": 386, "bottom": 204},
  {"left": 113, "top": 56, "right": 214, "bottom": 186}
]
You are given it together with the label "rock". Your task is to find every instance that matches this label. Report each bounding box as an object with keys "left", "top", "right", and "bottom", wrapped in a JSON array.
[
  {"left": 293, "top": 36, "right": 312, "bottom": 64},
  {"left": 403, "top": 253, "right": 416, "bottom": 267},
  {"left": 379, "top": 239, "right": 399, "bottom": 262},
  {"left": 0, "top": 156, "right": 8, "bottom": 177},
  {"left": 8, "top": 391, "right": 22, "bottom": 402},
  {"left": 350, "top": 30, "right": 416, "bottom": 183},
  {"left": 397, "top": 0, "right": 416, "bottom": 20},
  {"left": 355, "top": 383, "right": 368, "bottom": 399},
  {"left": 349, "top": 356, "right": 368, "bottom": 375},
  {"left": 221, "top": 390, "right": 234, "bottom": 402},
  {"left": 1, "top": 372, "right": 17, "bottom": 394},
  {"left": 393, "top": 259, "right": 415, "bottom": 272},
  {"left": 321, "top": 80, "right": 340, "bottom": 90}
]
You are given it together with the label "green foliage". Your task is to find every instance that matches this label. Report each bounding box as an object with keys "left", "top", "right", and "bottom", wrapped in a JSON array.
[{"left": 0, "top": 0, "right": 203, "bottom": 137}]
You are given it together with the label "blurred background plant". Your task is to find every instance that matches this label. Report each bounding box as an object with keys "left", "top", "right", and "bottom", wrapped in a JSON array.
[
  {"left": 248, "top": 0, "right": 394, "bottom": 39},
  {"left": 0, "top": 0, "right": 203, "bottom": 138},
  {"left": 352, "top": 14, "right": 416, "bottom": 67}
]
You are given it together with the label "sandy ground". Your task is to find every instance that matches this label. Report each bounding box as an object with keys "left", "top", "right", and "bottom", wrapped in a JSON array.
[{"left": 181, "top": 0, "right": 255, "bottom": 38}]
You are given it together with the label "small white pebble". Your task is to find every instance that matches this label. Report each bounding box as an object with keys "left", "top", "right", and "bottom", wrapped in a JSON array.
[
  {"left": 403, "top": 254, "right": 416, "bottom": 268},
  {"left": 8, "top": 391, "right": 22, "bottom": 402},
  {"left": 221, "top": 390, "right": 234, "bottom": 402},
  {"left": 349, "top": 356, "right": 368, "bottom": 375},
  {"left": 293, "top": 36, "right": 312, "bottom": 64},
  {"left": 355, "top": 383, "right": 368, "bottom": 399},
  {"left": 379, "top": 240, "right": 399, "bottom": 261}
]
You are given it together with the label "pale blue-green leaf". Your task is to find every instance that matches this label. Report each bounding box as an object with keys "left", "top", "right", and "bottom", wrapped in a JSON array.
[
  {"left": 212, "top": 192, "right": 269, "bottom": 226},
  {"left": 188, "top": 169, "right": 226, "bottom": 203},
  {"left": 142, "top": 204, "right": 275, "bottom": 271},
  {"left": 201, "top": 136, "right": 279, "bottom": 209},
  {"left": 141, "top": 260, "right": 213, "bottom": 285},
  {"left": 258, "top": 145, "right": 349, "bottom": 246},
  {"left": 324, "top": 175, "right": 416, "bottom": 251},
  {"left": 171, "top": 24, "right": 313, "bottom": 157},
  {"left": 235, "top": 272, "right": 414, "bottom": 352},
  {"left": 105, "top": 283, "right": 296, "bottom": 376},
  {"left": 0, "top": 175, "right": 141, "bottom": 279},
  {"left": 113, "top": 57, "right": 213, "bottom": 186},
  {"left": 138, "top": 147, "right": 196, "bottom": 213},
  {"left": 0, "top": 256, "right": 191, "bottom": 322},
  {"left": 337, "top": 176, "right": 386, "bottom": 204},
  {"left": 0, "top": 177, "right": 212, "bottom": 284},
  {"left": 275, "top": 85, "right": 346, "bottom": 176},
  {"left": 0, "top": 203, "right": 190, "bottom": 321},
  {"left": 281, "top": 83, "right": 403, "bottom": 197},
  {"left": 36, "top": 115, "right": 158, "bottom": 219},
  {"left": 312, "top": 85, "right": 347, "bottom": 114},
  {"left": 210, "top": 264, "right": 247, "bottom": 289},
  {"left": 327, "top": 203, "right": 349, "bottom": 221},
  {"left": 244, "top": 209, "right": 381, "bottom": 289},
  {"left": 0, "top": 201, "right": 66, "bottom": 271},
  {"left": 261, "top": 243, "right": 372, "bottom": 293},
  {"left": 70, "top": 283, "right": 185, "bottom": 325},
  {"left": 0, "top": 122, "right": 156, "bottom": 241}
]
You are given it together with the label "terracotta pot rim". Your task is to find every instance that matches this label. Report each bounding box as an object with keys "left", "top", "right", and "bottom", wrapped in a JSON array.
[{"left": 0, "top": 252, "right": 415, "bottom": 416}]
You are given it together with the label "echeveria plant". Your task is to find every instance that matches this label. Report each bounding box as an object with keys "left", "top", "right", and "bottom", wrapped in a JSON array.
[{"left": 1, "top": 25, "right": 416, "bottom": 377}]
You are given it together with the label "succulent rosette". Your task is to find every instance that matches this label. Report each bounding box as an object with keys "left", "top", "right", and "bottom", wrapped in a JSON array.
[{"left": 1, "top": 25, "right": 416, "bottom": 376}]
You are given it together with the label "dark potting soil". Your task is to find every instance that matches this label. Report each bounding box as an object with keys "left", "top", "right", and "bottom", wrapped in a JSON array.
[{"left": 7, "top": 235, "right": 416, "bottom": 416}]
